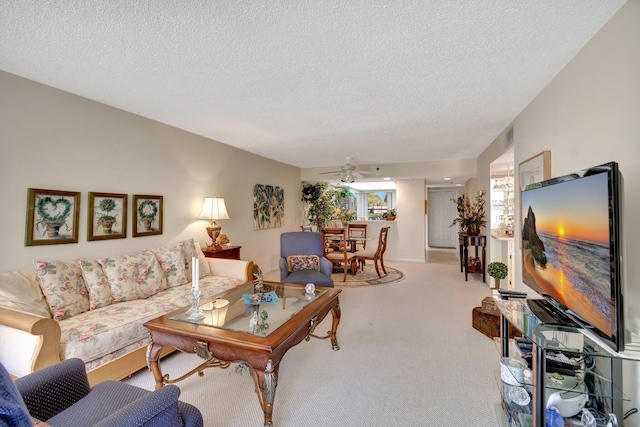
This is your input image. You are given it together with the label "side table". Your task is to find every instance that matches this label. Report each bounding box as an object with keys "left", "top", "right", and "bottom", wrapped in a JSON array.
[
  {"left": 202, "top": 245, "right": 241, "bottom": 260},
  {"left": 459, "top": 234, "right": 486, "bottom": 282}
]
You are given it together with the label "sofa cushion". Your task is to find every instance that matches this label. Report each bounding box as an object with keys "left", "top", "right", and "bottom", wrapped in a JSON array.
[
  {"left": 165, "top": 239, "right": 207, "bottom": 279},
  {"left": 33, "top": 261, "right": 89, "bottom": 321},
  {"left": 151, "top": 246, "right": 189, "bottom": 288},
  {"left": 0, "top": 267, "right": 52, "bottom": 317},
  {"left": 286, "top": 255, "right": 320, "bottom": 272},
  {"left": 78, "top": 259, "right": 112, "bottom": 310},
  {"left": 98, "top": 251, "right": 167, "bottom": 303},
  {"left": 60, "top": 276, "right": 244, "bottom": 363}
]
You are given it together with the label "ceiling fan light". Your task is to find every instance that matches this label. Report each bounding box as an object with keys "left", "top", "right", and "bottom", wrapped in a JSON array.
[{"left": 341, "top": 172, "right": 354, "bottom": 183}]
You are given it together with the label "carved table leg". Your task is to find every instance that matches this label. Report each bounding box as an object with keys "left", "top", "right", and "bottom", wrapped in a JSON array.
[
  {"left": 251, "top": 360, "right": 279, "bottom": 427},
  {"left": 146, "top": 342, "right": 165, "bottom": 389},
  {"left": 330, "top": 300, "right": 341, "bottom": 351}
]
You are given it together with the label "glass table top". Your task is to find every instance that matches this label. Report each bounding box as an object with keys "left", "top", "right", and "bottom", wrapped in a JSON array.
[{"left": 170, "top": 281, "right": 326, "bottom": 337}]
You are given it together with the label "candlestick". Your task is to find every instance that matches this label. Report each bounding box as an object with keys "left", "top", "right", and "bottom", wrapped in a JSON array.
[{"left": 194, "top": 258, "right": 199, "bottom": 291}]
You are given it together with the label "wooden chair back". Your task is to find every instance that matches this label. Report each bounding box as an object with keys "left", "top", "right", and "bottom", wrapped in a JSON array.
[
  {"left": 300, "top": 225, "right": 313, "bottom": 232},
  {"left": 348, "top": 223, "right": 367, "bottom": 250}
]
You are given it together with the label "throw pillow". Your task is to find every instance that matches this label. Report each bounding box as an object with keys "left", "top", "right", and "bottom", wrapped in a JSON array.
[
  {"left": 99, "top": 251, "right": 167, "bottom": 303},
  {"left": 286, "top": 255, "right": 321, "bottom": 272},
  {"left": 194, "top": 242, "right": 212, "bottom": 277},
  {"left": 151, "top": 245, "right": 189, "bottom": 287},
  {"left": 77, "top": 259, "right": 112, "bottom": 310},
  {"left": 165, "top": 239, "right": 205, "bottom": 278},
  {"left": 33, "top": 260, "right": 90, "bottom": 321}
]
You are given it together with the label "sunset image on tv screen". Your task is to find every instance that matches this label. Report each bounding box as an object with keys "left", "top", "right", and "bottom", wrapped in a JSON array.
[{"left": 521, "top": 172, "right": 612, "bottom": 336}]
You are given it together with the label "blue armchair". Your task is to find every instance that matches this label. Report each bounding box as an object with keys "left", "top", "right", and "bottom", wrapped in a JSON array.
[
  {"left": 280, "top": 232, "right": 334, "bottom": 288},
  {"left": 1, "top": 358, "right": 203, "bottom": 427}
]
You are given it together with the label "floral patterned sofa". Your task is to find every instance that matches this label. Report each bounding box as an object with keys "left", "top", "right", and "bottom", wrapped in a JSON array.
[{"left": 0, "top": 239, "right": 253, "bottom": 385}]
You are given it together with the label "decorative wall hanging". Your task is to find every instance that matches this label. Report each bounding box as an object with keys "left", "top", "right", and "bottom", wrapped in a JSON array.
[
  {"left": 25, "top": 188, "right": 80, "bottom": 246},
  {"left": 253, "top": 184, "right": 284, "bottom": 230},
  {"left": 133, "top": 195, "right": 163, "bottom": 237},
  {"left": 519, "top": 151, "right": 551, "bottom": 190},
  {"left": 88, "top": 192, "right": 128, "bottom": 241}
]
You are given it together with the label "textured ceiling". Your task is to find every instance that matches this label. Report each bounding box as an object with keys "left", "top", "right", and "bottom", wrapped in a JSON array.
[{"left": 0, "top": 1, "right": 625, "bottom": 173}]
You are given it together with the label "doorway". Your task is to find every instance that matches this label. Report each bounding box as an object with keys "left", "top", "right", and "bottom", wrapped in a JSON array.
[{"left": 427, "top": 188, "right": 458, "bottom": 248}]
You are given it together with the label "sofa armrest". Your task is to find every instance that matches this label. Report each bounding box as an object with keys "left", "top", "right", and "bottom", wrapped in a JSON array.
[
  {"left": 320, "top": 257, "right": 333, "bottom": 276},
  {"left": 93, "top": 385, "right": 185, "bottom": 427},
  {"left": 15, "top": 358, "right": 90, "bottom": 421},
  {"left": 0, "top": 307, "right": 61, "bottom": 377},
  {"left": 279, "top": 258, "right": 289, "bottom": 281},
  {"left": 205, "top": 258, "right": 254, "bottom": 282}
]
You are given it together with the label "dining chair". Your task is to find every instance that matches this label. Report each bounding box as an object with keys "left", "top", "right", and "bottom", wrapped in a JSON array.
[
  {"left": 321, "top": 228, "right": 356, "bottom": 282},
  {"left": 347, "top": 223, "right": 367, "bottom": 250},
  {"left": 300, "top": 225, "right": 313, "bottom": 232},
  {"left": 354, "top": 226, "right": 390, "bottom": 278}
]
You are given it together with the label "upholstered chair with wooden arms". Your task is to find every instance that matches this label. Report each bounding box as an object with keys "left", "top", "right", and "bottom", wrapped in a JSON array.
[
  {"left": 279, "top": 232, "right": 334, "bottom": 288},
  {"left": 1, "top": 358, "right": 203, "bottom": 427},
  {"left": 354, "top": 226, "right": 390, "bottom": 278}
]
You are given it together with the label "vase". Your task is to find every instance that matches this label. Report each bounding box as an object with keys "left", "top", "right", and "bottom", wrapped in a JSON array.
[{"left": 466, "top": 228, "right": 480, "bottom": 236}]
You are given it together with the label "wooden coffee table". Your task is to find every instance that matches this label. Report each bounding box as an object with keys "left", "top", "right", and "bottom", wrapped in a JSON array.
[{"left": 145, "top": 281, "right": 341, "bottom": 426}]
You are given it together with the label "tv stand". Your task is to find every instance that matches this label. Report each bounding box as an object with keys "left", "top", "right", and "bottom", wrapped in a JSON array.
[
  {"left": 526, "top": 299, "right": 578, "bottom": 328},
  {"left": 493, "top": 298, "right": 638, "bottom": 427}
]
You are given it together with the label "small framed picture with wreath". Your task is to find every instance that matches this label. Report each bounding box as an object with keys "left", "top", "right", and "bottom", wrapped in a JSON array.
[
  {"left": 88, "top": 192, "right": 128, "bottom": 241},
  {"left": 133, "top": 195, "right": 163, "bottom": 237},
  {"left": 25, "top": 188, "right": 81, "bottom": 246}
]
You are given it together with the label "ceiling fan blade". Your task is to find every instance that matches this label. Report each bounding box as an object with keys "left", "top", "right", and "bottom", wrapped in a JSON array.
[
  {"left": 319, "top": 170, "right": 343, "bottom": 175},
  {"left": 352, "top": 171, "right": 364, "bottom": 179},
  {"left": 355, "top": 170, "right": 379, "bottom": 176}
]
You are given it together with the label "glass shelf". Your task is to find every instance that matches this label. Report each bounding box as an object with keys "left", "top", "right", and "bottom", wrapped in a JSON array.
[{"left": 493, "top": 298, "right": 640, "bottom": 361}]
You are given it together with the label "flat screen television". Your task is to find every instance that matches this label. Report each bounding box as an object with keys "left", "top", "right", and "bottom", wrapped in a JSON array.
[{"left": 521, "top": 161, "right": 623, "bottom": 351}]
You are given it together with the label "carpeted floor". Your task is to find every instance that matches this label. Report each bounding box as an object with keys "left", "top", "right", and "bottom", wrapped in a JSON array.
[
  {"left": 331, "top": 264, "right": 404, "bottom": 286},
  {"left": 124, "top": 253, "right": 501, "bottom": 427}
]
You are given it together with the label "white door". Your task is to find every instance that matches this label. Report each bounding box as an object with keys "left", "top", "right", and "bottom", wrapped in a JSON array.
[{"left": 428, "top": 189, "right": 458, "bottom": 248}]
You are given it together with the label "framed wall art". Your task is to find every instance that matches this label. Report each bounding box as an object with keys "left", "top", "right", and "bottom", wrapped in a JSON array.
[
  {"left": 253, "top": 184, "right": 284, "bottom": 230},
  {"left": 133, "top": 195, "right": 163, "bottom": 237},
  {"left": 519, "top": 151, "right": 551, "bottom": 190},
  {"left": 25, "top": 188, "right": 80, "bottom": 246},
  {"left": 88, "top": 192, "right": 128, "bottom": 241}
]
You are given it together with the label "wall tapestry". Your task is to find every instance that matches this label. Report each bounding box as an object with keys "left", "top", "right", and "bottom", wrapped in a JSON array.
[{"left": 253, "top": 184, "right": 284, "bottom": 230}]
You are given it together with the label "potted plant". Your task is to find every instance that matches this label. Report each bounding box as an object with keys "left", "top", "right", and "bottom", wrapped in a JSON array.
[
  {"left": 383, "top": 208, "right": 397, "bottom": 221},
  {"left": 450, "top": 192, "right": 486, "bottom": 235},
  {"left": 96, "top": 198, "right": 118, "bottom": 233},
  {"left": 487, "top": 261, "right": 508, "bottom": 289},
  {"left": 35, "top": 196, "right": 73, "bottom": 237},
  {"left": 138, "top": 200, "right": 158, "bottom": 231}
]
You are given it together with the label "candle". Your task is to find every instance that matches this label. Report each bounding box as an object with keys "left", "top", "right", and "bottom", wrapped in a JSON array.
[
  {"left": 191, "top": 256, "right": 196, "bottom": 288},
  {"left": 194, "top": 258, "right": 200, "bottom": 291}
]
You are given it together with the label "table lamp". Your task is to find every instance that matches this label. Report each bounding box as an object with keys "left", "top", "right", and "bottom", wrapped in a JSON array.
[{"left": 199, "top": 197, "right": 229, "bottom": 250}]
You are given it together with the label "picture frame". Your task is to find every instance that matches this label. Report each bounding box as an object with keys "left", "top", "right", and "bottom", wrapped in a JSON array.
[
  {"left": 133, "top": 195, "right": 163, "bottom": 237},
  {"left": 88, "top": 192, "right": 128, "bottom": 241},
  {"left": 519, "top": 151, "right": 551, "bottom": 190},
  {"left": 25, "top": 188, "right": 80, "bottom": 246}
]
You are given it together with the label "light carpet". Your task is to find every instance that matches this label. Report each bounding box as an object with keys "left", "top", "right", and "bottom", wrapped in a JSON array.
[
  {"left": 124, "top": 255, "right": 502, "bottom": 427},
  {"left": 331, "top": 265, "right": 404, "bottom": 286}
]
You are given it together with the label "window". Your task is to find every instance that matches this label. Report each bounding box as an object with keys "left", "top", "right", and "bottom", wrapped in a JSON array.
[{"left": 357, "top": 191, "right": 396, "bottom": 220}]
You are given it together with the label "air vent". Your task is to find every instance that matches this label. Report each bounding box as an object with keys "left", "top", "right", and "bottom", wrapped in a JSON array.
[{"left": 505, "top": 127, "right": 514, "bottom": 147}]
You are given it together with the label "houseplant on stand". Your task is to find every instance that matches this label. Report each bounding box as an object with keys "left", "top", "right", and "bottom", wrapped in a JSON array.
[
  {"left": 450, "top": 192, "right": 486, "bottom": 235},
  {"left": 487, "top": 261, "right": 508, "bottom": 289}
]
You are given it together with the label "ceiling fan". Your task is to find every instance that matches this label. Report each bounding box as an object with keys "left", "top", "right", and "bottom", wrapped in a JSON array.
[{"left": 319, "top": 157, "right": 379, "bottom": 183}]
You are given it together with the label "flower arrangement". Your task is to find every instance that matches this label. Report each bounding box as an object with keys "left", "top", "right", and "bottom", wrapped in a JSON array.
[
  {"left": 335, "top": 207, "right": 356, "bottom": 224},
  {"left": 450, "top": 192, "right": 486, "bottom": 234}
]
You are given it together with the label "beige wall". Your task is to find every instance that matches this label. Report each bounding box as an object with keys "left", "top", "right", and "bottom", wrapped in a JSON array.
[
  {"left": 395, "top": 179, "right": 426, "bottom": 262},
  {"left": 477, "top": 0, "right": 640, "bottom": 416},
  {"left": 0, "top": 71, "right": 302, "bottom": 273}
]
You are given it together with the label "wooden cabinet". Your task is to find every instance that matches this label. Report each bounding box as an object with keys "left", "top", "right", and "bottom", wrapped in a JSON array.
[{"left": 202, "top": 245, "right": 241, "bottom": 260}]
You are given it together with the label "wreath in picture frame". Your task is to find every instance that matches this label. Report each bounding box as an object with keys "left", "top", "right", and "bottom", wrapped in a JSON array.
[
  {"left": 35, "top": 196, "right": 72, "bottom": 233},
  {"left": 138, "top": 200, "right": 158, "bottom": 224}
]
